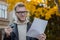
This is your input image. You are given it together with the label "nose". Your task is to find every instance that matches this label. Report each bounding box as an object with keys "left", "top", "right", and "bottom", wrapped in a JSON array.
[{"left": 21, "top": 13, "right": 25, "bottom": 16}]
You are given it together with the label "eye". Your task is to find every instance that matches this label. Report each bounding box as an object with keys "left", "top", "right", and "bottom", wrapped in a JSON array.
[{"left": 16, "top": 11, "right": 28, "bottom": 14}]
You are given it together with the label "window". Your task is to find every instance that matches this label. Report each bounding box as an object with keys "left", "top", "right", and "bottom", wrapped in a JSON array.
[{"left": 0, "top": 3, "right": 7, "bottom": 19}]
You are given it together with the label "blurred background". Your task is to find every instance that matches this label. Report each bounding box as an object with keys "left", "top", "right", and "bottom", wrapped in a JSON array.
[{"left": 0, "top": 0, "right": 60, "bottom": 40}]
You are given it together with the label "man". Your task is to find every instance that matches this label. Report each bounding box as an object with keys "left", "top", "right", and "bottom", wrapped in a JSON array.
[{"left": 4, "top": 2, "right": 46, "bottom": 40}]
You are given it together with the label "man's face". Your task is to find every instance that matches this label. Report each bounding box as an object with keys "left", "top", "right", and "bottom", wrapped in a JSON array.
[{"left": 15, "top": 7, "right": 27, "bottom": 22}]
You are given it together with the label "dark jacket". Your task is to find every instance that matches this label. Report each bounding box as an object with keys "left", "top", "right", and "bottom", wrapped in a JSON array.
[{"left": 3, "top": 22, "right": 38, "bottom": 40}]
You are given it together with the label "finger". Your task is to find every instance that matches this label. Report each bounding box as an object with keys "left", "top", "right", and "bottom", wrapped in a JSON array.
[
  {"left": 41, "top": 33, "right": 46, "bottom": 38},
  {"left": 39, "top": 37, "right": 46, "bottom": 40},
  {"left": 38, "top": 34, "right": 46, "bottom": 39}
]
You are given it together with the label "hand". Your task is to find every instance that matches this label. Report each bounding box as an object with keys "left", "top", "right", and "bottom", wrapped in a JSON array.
[
  {"left": 4, "top": 27, "right": 13, "bottom": 37},
  {"left": 37, "top": 33, "right": 46, "bottom": 40}
]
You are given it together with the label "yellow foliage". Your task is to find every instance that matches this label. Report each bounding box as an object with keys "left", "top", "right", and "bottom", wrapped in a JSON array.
[
  {"left": 45, "top": 6, "right": 58, "bottom": 20},
  {"left": 32, "top": 0, "right": 42, "bottom": 3},
  {"left": 6, "top": 0, "right": 26, "bottom": 11},
  {"left": 6, "top": 0, "right": 60, "bottom": 20}
]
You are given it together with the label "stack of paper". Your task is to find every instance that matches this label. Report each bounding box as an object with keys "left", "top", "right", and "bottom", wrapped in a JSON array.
[{"left": 27, "top": 18, "right": 48, "bottom": 38}]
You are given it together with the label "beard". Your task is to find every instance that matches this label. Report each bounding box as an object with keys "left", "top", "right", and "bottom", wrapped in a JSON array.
[{"left": 17, "top": 17, "right": 26, "bottom": 22}]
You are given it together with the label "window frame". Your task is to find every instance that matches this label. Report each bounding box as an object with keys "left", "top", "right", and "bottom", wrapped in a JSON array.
[{"left": 0, "top": 1, "right": 8, "bottom": 20}]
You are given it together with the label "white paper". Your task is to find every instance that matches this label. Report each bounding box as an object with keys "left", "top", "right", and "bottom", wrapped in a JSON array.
[{"left": 27, "top": 18, "right": 48, "bottom": 38}]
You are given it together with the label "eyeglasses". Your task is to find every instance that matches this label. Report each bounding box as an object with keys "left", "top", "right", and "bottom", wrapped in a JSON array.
[{"left": 16, "top": 11, "right": 28, "bottom": 14}]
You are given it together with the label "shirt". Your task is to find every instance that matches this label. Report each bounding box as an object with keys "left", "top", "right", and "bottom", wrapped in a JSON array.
[
  {"left": 15, "top": 20, "right": 28, "bottom": 40},
  {"left": 18, "top": 23, "right": 27, "bottom": 40}
]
